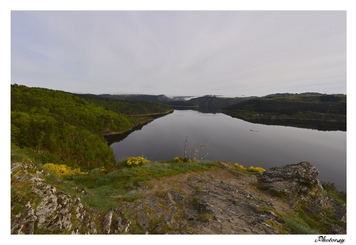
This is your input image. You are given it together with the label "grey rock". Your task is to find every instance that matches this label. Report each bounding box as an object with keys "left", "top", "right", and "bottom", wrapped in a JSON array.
[
  {"left": 102, "top": 209, "right": 113, "bottom": 234},
  {"left": 258, "top": 161, "right": 322, "bottom": 199},
  {"left": 136, "top": 210, "right": 150, "bottom": 229}
]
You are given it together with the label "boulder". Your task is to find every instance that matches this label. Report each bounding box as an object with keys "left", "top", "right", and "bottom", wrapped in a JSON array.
[{"left": 257, "top": 161, "right": 323, "bottom": 199}]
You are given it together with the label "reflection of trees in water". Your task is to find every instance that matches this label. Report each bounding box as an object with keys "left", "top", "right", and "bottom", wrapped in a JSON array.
[
  {"left": 104, "top": 113, "right": 172, "bottom": 145},
  {"left": 103, "top": 123, "right": 148, "bottom": 145},
  {"left": 231, "top": 117, "right": 346, "bottom": 131}
]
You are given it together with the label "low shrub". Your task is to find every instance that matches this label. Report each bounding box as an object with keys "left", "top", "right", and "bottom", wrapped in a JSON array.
[
  {"left": 126, "top": 156, "right": 150, "bottom": 166},
  {"left": 43, "top": 163, "right": 88, "bottom": 178},
  {"left": 170, "top": 156, "right": 197, "bottom": 163},
  {"left": 234, "top": 163, "right": 266, "bottom": 172}
]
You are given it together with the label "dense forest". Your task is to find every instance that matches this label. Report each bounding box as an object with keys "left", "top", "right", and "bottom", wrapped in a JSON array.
[
  {"left": 184, "top": 95, "right": 252, "bottom": 112},
  {"left": 220, "top": 93, "right": 346, "bottom": 130},
  {"left": 11, "top": 84, "right": 172, "bottom": 170},
  {"left": 75, "top": 93, "right": 173, "bottom": 116}
]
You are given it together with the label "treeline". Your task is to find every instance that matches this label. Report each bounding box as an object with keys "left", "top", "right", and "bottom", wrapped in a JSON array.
[
  {"left": 220, "top": 93, "right": 346, "bottom": 130},
  {"left": 185, "top": 96, "right": 252, "bottom": 112},
  {"left": 224, "top": 98, "right": 346, "bottom": 115},
  {"left": 11, "top": 85, "right": 167, "bottom": 170},
  {"left": 75, "top": 93, "right": 173, "bottom": 116}
]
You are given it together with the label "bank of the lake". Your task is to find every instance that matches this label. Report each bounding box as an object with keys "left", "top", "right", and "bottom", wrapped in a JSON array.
[
  {"left": 102, "top": 110, "right": 173, "bottom": 136},
  {"left": 110, "top": 110, "right": 346, "bottom": 191}
]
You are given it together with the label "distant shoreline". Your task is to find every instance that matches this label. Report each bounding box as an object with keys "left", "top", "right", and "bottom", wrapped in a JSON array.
[
  {"left": 102, "top": 110, "right": 174, "bottom": 137},
  {"left": 124, "top": 110, "right": 174, "bottom": 117}
]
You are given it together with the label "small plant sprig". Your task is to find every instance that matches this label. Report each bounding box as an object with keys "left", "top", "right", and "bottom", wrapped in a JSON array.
[{"left": 183, "top": 136, "right": 209, "bottom": 161}]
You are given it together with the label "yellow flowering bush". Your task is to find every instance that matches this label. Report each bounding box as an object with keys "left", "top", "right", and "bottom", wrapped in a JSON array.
[
  {"left": 43, "top": 163, "right": 88, "bottom": 178},
  {"left": 126, "top": 156, "right": 150, "bottom": 166},
  {"left": 170, "top": 156, "right": 196, "bottom": 163},
  {"left": 234, "top": 163, "right": 266, "bottom": 173},
  {"left": 234, "top": 163, "right": 246, "bottom": 170},
  {"left": 246, "top": 166, "right": 266, "bottom": 173}
]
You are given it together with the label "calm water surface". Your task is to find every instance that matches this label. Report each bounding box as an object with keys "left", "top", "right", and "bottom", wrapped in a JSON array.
[{"left": 110, "top": 110, "right": 346, "bottom": 191}]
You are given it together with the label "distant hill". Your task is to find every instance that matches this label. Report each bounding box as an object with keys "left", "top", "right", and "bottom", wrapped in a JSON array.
[
  {"left": 221, "top": 93, "right": 346, "bottom": 130},
  {"left": 75, "top": 93, "right": 173, "bottom": 116},
  {"left": 185, "top": 95, "right": 254, "bottom": 112},
  {"left": 74, "top": 92, "right": 347, "bottom": 130},
  {"left": 87, "top": 94, "right": 255, "bottom": 112}
]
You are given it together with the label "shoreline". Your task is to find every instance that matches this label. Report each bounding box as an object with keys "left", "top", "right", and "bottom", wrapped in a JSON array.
[
  {"left": 124, "top": 110, "right": 174, "bottom": 117},
  {"left": 101, "top": 118, "right": 154, "bottom": 136},
  {"left": 102, "top": 110, "right": 174, "bottom": 137}
]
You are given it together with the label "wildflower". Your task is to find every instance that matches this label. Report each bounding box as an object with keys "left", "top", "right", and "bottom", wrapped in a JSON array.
[
  {"left": 126, "top": 156, "right": 150, "bottom": 166},
  {"left": 43, "top": 163, "right": 88, "bottom": 178},
  {"left": 234, "top": 162, "right": 266, "bottom": 172}
]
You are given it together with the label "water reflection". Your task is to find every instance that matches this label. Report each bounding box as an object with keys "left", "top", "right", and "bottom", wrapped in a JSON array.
[
  {"left": 226, "top": 116, "right": 346, "bottom": 131},
  {"left": 104, "top": 121, "right": 152, "bottom": 145}
]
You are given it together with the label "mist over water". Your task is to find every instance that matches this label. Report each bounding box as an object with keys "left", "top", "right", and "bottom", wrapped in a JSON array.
[{"left": 110, "top": 110, "right": 346, "bottom": 191}]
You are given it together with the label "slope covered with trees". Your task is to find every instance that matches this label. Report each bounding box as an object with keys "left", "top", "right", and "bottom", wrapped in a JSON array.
[
  {"left": 221, "top": 93, "right": 346, "bottom": 130},
  {"left": 76, "top": 93, "right": 173, "bottom": 116},
  {"left": 10, "top": 84, "right": 161, "bottom": 170}
]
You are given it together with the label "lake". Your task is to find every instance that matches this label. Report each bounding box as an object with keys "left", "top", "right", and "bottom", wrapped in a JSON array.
[{"left": 109, "top": 110, "right": 346, "bottom": 191}]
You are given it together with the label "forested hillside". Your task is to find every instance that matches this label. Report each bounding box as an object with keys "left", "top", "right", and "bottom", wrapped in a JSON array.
[
  {"left": 10, "top": 84, "right": 165, "bottom": 170},
  {"left": 185, "top": 95, "right": 252, "bottom": 112},
  {"left": 75, "top": 93, "right": 173, "bottom": 116},
  {"left": 221, "top": 93, "right": 346, "bottom": 130}
]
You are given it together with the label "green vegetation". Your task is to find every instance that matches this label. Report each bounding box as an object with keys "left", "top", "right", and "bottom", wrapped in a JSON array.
[
  {"left": 322, "top": 182, "right": 346, "bottom": 205},
  {"left": 11, "top": 147, "right": 43, "bottom": 214},
  {"left": 11, "top": 85, "right": 346, "bottom": 234},
  {"left": 46, "top": 155, "right": 218, "bottom": 212},
  {"left": 42, "top": 163, "right": 88, "bottom": 178},
  {"left": 164, "top": 95, "right": 252, "bottom": 112},
  {"left": 278, "top": 200, "right": 346, "bottom": 234},
  {"left": 221, "top": 93, "right": 346, "bottom": 130},
  {"left": 258, "top": 201, "right": 345, "bottom": 234},
  {"left": 10, "top": 84, "right": 217, "bottom": 216},
  {"left": 234, "top": 162, "right": 266, "bottom": 173},
  {"left": 12, "top": 85, "right": 127, "bottom": 170},
  {"left": 96, "top": 92, "right": 347, "bottom": 131},
  {"left": 125, "top": 156, "right": 151, "bottom": 166},
  {"left": 255, "top": 181, "right": 346, "bottom": 234},
  {"left": 11, "top": 84, "right": 172, "bottom": 171},
  {"left": 12, "top": 143, "right": 218, "bottom": 213},
  {"left": 280, "top": 212, "right": 320, "bottom": 234},
  {"left": 76, "top": 93, "right": 173, "bottom": 116}
]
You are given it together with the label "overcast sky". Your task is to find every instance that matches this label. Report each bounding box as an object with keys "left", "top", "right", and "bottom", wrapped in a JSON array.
[{"left": 11, "top": 11, "right": 346, "bottom": 97}]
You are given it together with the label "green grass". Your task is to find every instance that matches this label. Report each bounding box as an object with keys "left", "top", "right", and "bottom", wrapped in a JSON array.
[
  {"left": 49, "top": 159, "right": 218, "bottom": 212},
  {"left": 12, "top": 144, "right": 219, "bottom": 216},
  {"left": 278, "top": 202, "right": 345, "bottom": 234},
  {"left": 280, "top": 213, "right": 320, "bottom": 234},
  {"left": 322, "top": 182, "right": 346, "bottom": 205}
]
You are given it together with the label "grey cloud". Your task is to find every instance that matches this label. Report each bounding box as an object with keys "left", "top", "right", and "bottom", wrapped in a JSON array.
[{"left": 11, "top": 11, "right": 346, "bottom": 96}]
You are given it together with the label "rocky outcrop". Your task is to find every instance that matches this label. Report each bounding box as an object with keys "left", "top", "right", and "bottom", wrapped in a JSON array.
[
  {"left": 257, "top": 162, "right": 323, "bottom": 206},
  {"left": 11, "top": 160, "right": 346, "bottom": 234},
  {"left": 11, "top": 161, "right": 96, "bottom": 234},
  {"left": 257, "top": 162, "right": 346, "bottom": 234}
]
